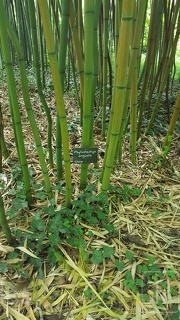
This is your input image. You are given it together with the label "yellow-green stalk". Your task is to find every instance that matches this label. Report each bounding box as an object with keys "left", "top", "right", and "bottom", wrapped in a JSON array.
[
  {"left": 0, "top": 1, "right": 32, "bottom": 204},
  {"left": 38, "top": 0, "right": 72, "bottom": 206},
  {"left": 101, "top": 0, "right": 134, "bottom": 191}
]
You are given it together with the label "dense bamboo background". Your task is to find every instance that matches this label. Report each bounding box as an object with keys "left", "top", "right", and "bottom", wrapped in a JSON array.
[
  {"left": 0, "top": 2, "right": 180, "bottom": 319},
  {"left": 0, "top": 0, "right": 179, "bottom": 204}
]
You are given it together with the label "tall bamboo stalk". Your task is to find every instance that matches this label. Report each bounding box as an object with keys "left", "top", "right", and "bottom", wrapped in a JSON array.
[
  {"left": 102, "top": 0, "right": 110, "bottom": 138},
  {"left": 0, "top": 1, "right": 32, "bottom": 204},
  {"left": 118, "top": 0, "right": 148, "bottom": 162},
  {"left": 101, "top": 0, "right": 134, "bottom": 192},
  {"left": 130, "top": 59, "right": 138, "bottom": 164},
  {"left": 92, "top": 0, "right": 102, "bottom": 105},
  {"left": 28, "top": 0, "right": 53, "bottom": 169},
  {"left": 0, "top": 193, "right": 16, "bottom": 245},
  {"left": 6, "top": 15, "right": 53, "bottom": 200},
  {"left": 146, "top": 9, "right": 180, "bottom": 134},
  {"left": 38, "top": 0, "right": 72, "bottom": 206},
  {"left": 69, "top": 0, "right": 84, "bottom": 104},
  {"left": 137, "top": 0, "right": 162, "bottom": 138},
  {"left": 114, "top": 0, "right": 122, "bottom": 57},
  {"left": 163, "top": 88, "right": 180, "bottom": 148},
  {"left": 56, "top": 0, "right": 70, "bottom": 180}
]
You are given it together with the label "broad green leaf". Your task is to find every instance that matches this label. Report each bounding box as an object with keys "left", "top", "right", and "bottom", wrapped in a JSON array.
[
  {"left": 90, "top": 250, "right": 104, "bottom": 264},
  {"left": 103, "top": 245, "right": 115, "bottom": 258},
  {"left": 114, "top": 260, "right": 125, "bottom": 271},
  {"left": 0, "top": 262, "right": 8, "bottom": 273},
  {"left": 125, "top": 250, "right": 134, "bottom": 261}
]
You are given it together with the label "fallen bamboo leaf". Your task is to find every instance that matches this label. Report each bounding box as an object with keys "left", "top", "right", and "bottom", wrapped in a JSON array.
[{"left": 16, "top": 247, "right": 40, "bottom": 259}]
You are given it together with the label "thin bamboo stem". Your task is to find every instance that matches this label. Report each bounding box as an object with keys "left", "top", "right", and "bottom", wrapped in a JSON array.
[{"left": 0, "top": 1, "right": 32, "bottom": 204}]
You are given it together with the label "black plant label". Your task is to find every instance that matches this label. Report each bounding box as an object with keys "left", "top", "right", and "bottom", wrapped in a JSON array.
[{"left": 73, "top": 147, "right": 98, "bottom": 164}]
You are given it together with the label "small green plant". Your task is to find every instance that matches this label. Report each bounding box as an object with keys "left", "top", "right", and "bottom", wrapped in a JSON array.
[
  {"left": 8, "top": 185, "right": 116, "bottom": 276},
  {"left": 0, "top": 262, "right": 8, "bottom": 273},
  {"left": 113, "top": 253, "right": 178, "bottom": 307},
  {"left": 166, "top": 268, "right": 176, "bottom": 280},
  {"left": 163, "top": 135, "right": 172, "bottom": 156},
  {"left": 90, "top": 246, "right": 115, "bottom": 264},
  {"left": 114, "top": 260, "right": 125, "bottom": 271},
  {"left": 125, "top": 250, "right": 135, "bottom": 261},
  {"left": 157, "top": 135, "right": 173, "bottom": 170},
  {"left": 152, "top": 209, "right": 159, "bottom": 217},
  {"left": 109, "top": 183, "right": 141, "bottom": 202},
  {"left": 123, "top": 271, "right": 146, "bottom": 292},
  {"left": 84, "top": 287, "right": 93, "bottom": 299},
  {"left": 146, "top": 187, "right": 153, "bottom": 197},
  {"left": 90, "top": 249, "right": 104, "bottom": 264}
]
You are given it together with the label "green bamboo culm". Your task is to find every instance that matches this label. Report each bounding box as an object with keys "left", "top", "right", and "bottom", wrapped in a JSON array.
[
  {"left": 114, "top": 0, "right": 122, "bottom": 57},
  {"left": 56, "top": 0, "right": 70, "bottom": 180},
  {"left": 69, "top": 0, "right": 84, "bottom": 117},
  {"left": 92, "top": 0, "right": 102, "bottom": 101},
  {"left": 101, "top": 0, "right": 134, "bottom": 178},
  {"left": 102, "top": 0, "right": 110, "bottom": 138},
  {"left": 118, "top": 0, "right": 148, "bottom": 163},
  {"left": 5, "top": 16, "right": 53, "bottom": 200},
  {"left": 0, "top": 193, "right": 16, "bottom": 245},
  {"left": 90, "top": 0, "right": 102, "bottom": 149},
  {"left": 0, "top": 101, "right": 15, "bottom": 244},
  {"left": 137, "top": 0, "right": 163, "bottom": 138},
  {"left": 0, "top": 1, "right": 32, "bottom": 204},
  {"left": 130, "top": 59, "right": 138, "bottom": 164},
  {"left": 28, "top": 0, "right": 53, "bottom": 169},
  {"left": 80, "top": 0, "right": 94, "bottom": 189},
  {"left": 58, "top": 0, "right": 70, "bottom": 88},
  {"left": 101, "top": 0, "right": 134, "bottom": 192},
  {"left": 163, "top": 88, "right": 180, "bottom": 149},
  {"left": 13, "top": 0, "right": 32, "bottom": 64},
  {"left": 38, "top": 0, "right": 72, "bottom": 206},
  {"left": 146, "top": 5, "right": 180, "bottom": 135}
]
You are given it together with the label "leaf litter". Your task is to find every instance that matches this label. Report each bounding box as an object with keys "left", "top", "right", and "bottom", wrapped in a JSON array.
[{"left": 0, "top": 80, "right": 180, "bottom": 319}]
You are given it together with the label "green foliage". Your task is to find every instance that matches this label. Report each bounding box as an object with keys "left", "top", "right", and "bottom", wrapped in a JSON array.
[
  {"left": 84, "top": 287, "right": 93, "bottom": 299},
  {"left": 163, "top": 135, "right": 172, "bottom": 156},
  {"left": 152, "top": 209, "right": 159, "bottom": 217},
  {"left": 125, "top": 250, "right": 135, "bottom": 261},
  {"left": 90, "top": 246, "right": 115, "bottom": 264},
  {"left": 146, "top": 255, "right": 155, "bottom": 265},
  {"left": 90, "top": 249, "right": 104, "bottom": 264},
  {"left": 109, "top": 183, "right": 141, "bottom": 203},
  {"left": 6, "top": 189, "right": 28, "bottom": 219},
  {"left": 146, "top": 187, "right": 153, "bottom": 197},
  {"left": 103, "top": 245, "right": 115, "bottom": 258},
  {"left": 2, "top": 165, "right": 34, "bottom": 220},
  {"left": 71, "top": 188, "right": 115, "bottom": 232},
  {"left": 113, "top": 254, "right": 178, "bottom": 307},
  {"left": 0, "top": 262, "right": 8, "bottom": 273},
  {"left": 155, "top": 135, "right": 173, "bottom": 170},
  {"left": 6, "top": 184, "right": 116, "bottom": 275},
  {"left": 2, "top": 165, "right": 179, "bottom": 308},
  {"left": 114, "top": 260, "right": 125, "bottom": 271},
  {"left": 166, "top": 268, "right": 176, "bottom": 281},
  {"left": 171, "top": 305, "right": 180, "bottom": 320}
]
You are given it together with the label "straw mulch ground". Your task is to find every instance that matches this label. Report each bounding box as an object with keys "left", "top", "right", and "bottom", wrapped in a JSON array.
[{"left": 0, "top": 80, "right": 180, "bottom": 320}]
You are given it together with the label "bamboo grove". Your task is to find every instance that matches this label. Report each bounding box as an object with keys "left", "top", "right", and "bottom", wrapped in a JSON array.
[{"left": 0, "top": 0, "right": 180, "bottom": 217}]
